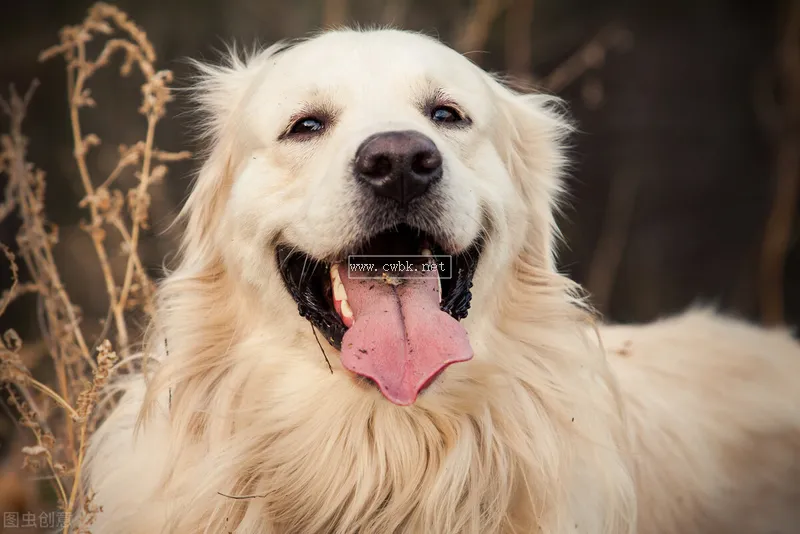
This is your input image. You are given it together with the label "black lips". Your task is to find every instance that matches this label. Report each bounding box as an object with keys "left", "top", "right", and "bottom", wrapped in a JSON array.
[{"left": 276, "top": 225, "right": 483, "bottom": 350}]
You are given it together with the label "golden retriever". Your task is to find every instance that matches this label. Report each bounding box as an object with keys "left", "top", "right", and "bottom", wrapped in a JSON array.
[{"left": 81, "top": 29, "right": 800, "bottom": 533}]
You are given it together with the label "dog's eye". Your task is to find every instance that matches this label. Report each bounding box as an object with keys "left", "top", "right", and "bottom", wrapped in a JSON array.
[
  {"left": 288, "top": 117, "right": 325, "bottom": 136},
  {"left": 430, "top": 105, "right": 464, "bottom": 124}
]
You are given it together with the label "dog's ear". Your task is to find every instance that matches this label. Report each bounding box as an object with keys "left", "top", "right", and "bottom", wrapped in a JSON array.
[
  {"left": 178, "top": 42, "right": 292, "bottom": 262},
  {"left": 188, "top": 41, "right": 293, "bottom": 143},
  {"left": 487, "top": 77, "right": 573, "bottom": 273}
]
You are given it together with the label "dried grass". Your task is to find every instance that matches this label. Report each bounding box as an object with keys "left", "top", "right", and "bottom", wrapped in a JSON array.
[{"left": 0, "top": 3, "right": 188, "bottom": 532}]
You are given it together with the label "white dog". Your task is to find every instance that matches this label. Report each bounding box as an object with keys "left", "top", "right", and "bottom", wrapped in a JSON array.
[{"left": 82, "top": 29, "right": 800, "bottom": 533}]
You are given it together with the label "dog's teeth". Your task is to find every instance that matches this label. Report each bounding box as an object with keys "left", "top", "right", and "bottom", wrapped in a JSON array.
[
  {"left": 331, "top": 263, "right": 354, "bottom": 327},
  {"left": 330, "top": 263, "right": 348, "bottom": 302},
  {"left": 421, "top": 248, "right": 432, "bottom": 257},
  {"left": 335, "top": 281, "right": 347, "bottom": 302},
  {"left": 340, "top": 300, "right": 354, "bottom": 322}
]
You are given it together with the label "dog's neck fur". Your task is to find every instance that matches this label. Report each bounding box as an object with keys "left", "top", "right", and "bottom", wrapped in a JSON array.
[{"left": 133, "top": 247, "right": 636, "bottom": 534}]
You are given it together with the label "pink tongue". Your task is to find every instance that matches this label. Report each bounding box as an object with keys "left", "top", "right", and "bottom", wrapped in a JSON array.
[{"left": 337, "top": 264, "right": 473, "bottom": 405}]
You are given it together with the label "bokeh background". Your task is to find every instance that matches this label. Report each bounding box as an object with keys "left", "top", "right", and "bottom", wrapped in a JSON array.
[{"left": 0, "top": 0, "right": 798, "bottom": 527}]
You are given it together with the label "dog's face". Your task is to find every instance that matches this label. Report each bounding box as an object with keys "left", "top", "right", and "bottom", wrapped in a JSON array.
[{"left": 191, "top": 29, "right": 566, "bottom": 406}]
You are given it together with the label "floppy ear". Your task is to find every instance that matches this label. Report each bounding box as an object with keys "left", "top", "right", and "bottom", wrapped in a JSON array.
[
  {"left": 488, "top": 78, "right": 573, "bottom": 273},
  {"left": 188, "top": 41, "right": 294, "bottom": 143},
  {"left": 177, "top": 42, "right": 293, "bottom": 263}
]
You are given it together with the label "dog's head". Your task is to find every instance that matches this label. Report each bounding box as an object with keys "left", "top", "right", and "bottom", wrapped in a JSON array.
[{"left": 183, "top": 29, "right": 570, "bottom": 407}]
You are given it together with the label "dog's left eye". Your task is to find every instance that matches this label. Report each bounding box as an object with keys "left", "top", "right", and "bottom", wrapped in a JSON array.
[
  {"left": 288, "top": 117, "right": 325, "bottom": 136},
  {"left": 430, "top": 105, "right": 464, "bottom": 124}
]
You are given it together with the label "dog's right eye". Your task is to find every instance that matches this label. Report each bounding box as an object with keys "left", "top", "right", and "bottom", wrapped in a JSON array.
[{"left": 287, "top": 117, "right": 325, "bottom": 136}]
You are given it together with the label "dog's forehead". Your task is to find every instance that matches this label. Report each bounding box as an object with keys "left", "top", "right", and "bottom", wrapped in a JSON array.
[{"left": 267, "top": 30, "right": 483, "bottom": 94}]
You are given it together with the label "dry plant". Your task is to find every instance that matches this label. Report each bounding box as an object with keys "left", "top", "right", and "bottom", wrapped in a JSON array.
[
  {"left": 456, "top": 0, "right": 508, "bottom": 56},
  {"left": 381, "top": 0, "right": 408, "bottom": 26},
  {"left": 759, "top": 0, "right": 800, "bottom": 326},
  {"left": 538, "top": 23, "right": 633, "bottom": 93},
  {"left": 0, "top": 3, "right": 188, "bottom": 532},
  {"left": 504, "top": 0, "right": 534, "bottom": 80},
  {"left": 322, "top": 0, "right": 349, "bottom": 27}
]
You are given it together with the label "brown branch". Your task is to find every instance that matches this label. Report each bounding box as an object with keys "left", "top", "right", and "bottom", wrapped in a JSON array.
[
  {"left": 456, "top": 0, "right": 508, "bottom": 56},
  {"left": 0, "top": 244, "right": 20, "bottom": 316},
  {"left": 322, "top": 0, "right": 348, "bottom": 28},
  {"left": 504, "top": 0, "right": 535, "bottom": 80},
  {"left": 381, "top": 0, "right": 408, "bottom": 26},
  {"left": 540, "top": 23, "right": 633, "bottom": 93},
  {"left": 64, "top": 340, "right": 116, "bottom": 533},
  {"left": 585, "top": 172, "right": 641, "bottom": 315},
  {"left": 1, "top": 84, "right": 95, "bottom": 372},
  {"left": 759, "top": 1, "right": 800, "bottom": 325},
  {"left": 61, "top": 25, "right": 130, "bottom": 358},
  {"left": 116, "top": 113, "right": 156, "bottom": 316}
]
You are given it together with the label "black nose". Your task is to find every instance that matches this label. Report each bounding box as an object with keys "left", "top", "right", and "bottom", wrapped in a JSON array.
[{"left": 354, "top": 131, "right": 443, "bottom": 206}]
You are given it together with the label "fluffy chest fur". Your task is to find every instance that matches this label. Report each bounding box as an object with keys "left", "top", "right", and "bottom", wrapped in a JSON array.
[{"left": 84, "top": 284, "right": 635, "bottom": 534}]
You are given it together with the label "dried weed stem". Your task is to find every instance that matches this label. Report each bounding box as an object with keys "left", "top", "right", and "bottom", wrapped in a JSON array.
[
  {"left": 39, "top": 2, "right": 189, "bottom": 359},
  {"left": 1, "top": 3, "right": 187, "bottom": 531}
]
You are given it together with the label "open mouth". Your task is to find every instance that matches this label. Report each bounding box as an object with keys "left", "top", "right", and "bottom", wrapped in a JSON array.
[{"left": 276, "top": 223, "right": 483, "bottom": 405}]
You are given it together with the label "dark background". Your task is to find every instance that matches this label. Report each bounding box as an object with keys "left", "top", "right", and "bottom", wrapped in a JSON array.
[{"left": 1, "top": 0, "right": 798, "bottom": 338}]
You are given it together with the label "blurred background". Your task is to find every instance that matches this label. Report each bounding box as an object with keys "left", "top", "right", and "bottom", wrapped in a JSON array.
[{"left": 0, "top": 0, "right": 798, "bottom": 528}]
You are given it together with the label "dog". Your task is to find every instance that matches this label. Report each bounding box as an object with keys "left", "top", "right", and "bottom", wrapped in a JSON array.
[{"left": 81, "top": 29, "right": 800, "bottom": 533}]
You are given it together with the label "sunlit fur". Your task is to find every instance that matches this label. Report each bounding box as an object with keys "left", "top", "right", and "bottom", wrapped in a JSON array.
[{"left": 81, "top": 29, "right": 800, "bottom": 534}]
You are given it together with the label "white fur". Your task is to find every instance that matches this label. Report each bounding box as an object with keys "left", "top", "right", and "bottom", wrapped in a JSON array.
[{"left": 81, "top": 29, "right": 800, "bottom": 533}]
